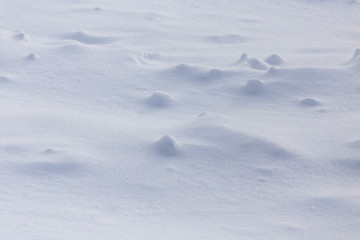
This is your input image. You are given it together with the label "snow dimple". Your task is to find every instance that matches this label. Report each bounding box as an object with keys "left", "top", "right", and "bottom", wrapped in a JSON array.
[
  {"left": 63, "top": 31, "right": 118, "bottom": 45},
  {"left": 147, "top": 91, "right": 174, "bottom": 107},
  {"left": 155, "top": 135, "right": 179, "bottom": 156}
]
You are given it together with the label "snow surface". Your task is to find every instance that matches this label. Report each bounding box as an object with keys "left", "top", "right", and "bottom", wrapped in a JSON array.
[{"left": 1, "top": 0, "right": 360, "bottom": 239}]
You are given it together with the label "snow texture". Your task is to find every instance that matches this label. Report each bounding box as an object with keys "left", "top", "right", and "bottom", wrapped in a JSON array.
[{"left": 1, "top": 0, "right": 360, "bottom": 240}]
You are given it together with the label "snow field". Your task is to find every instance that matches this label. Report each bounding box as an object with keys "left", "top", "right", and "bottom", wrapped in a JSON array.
[{"left": 1, "top": 0, "right": 360, "bottom": 239}]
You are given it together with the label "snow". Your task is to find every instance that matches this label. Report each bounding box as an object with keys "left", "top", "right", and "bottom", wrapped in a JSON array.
[
  {"left": 155, "top": 135, "right": 179, "bottom": 156},
  {"left": 1, "top": 0, "right": 360, "bottom": 239},
  {"left": 264, "top": 54, "right": 285, "bottom": 66},
  {"left": 243, "top": 78, "right": 267, "bottom": 95},
  {"left": 147, "top": 91, "right": 174, "bottom": 107}
]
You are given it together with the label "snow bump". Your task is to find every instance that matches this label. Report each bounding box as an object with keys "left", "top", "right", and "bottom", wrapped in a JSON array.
[
  {"left": 155, "top": 135, "right": 179, "bottom": 156},
  {"left": 14, "top": 31, "right": 27, "bottom": 41},
  {"left": 26, "top": 53, "right": 38, "bottom": 61},
  {"left": 235, "top": 52, "right": 249, "bottom": 65},
  {"left": 347, "top": 48, "right": 360, "bottom": 65},
  {"left": 167, "top": 63, "right": 226, "bottom": 81},
  {"left": 300, "top": 98, "right": 320, "bottom": 107},
  {"left": 63, "top": 31, "right": 118, "bottom": 45},
  {"left": 264, "top": 54, "right": 285, "bottom": 66},
  {"left": 244, "top": 79, "right": 266, "bottom": 95},
  {"left": 147, "top": 91, "right": 174, "bottom": 107}
]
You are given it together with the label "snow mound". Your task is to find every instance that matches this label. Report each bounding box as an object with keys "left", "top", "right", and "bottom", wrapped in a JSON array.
[
  {"left": 15, "top": 147, "right": 87, "bottom": 176},
  {"left": 352, "top": 48, "right": 360, "bottom": 59},
  {"left": 247, "top": 58, "right": 269, "bottom": 70},
  {"left": 26, "top": 53, "right": 38, "bottom": 61},
  {"left": 184, "top": 122, "right": 294, "bottom": 165},
  {"left": 43, "top": 148, "right": 60, "bottom": 155},
  {"left": 244, "top": 79, "right": 266, "bottom": 94},
  {"left": 63, "top": 31, "right": 118, "bottom": 45},
  {"left": 300, "top": 97, "right": 320, "bottom": 107},
  {"left": 206, "top": 68, "right": 225, "bottom": 80},
  {"left": 235, "top": 53, "right": 248, "bottom": 64},
  {"left": 14, "top": 31, "right": 27, "bottom": 41},
  {"left": 57, "top": 43, "right": 85, "bottom": 54},
  {"left": 346, "top": 48, "right": 360, "bottom": 65},
  {"left": 170, "top": 63, "right": 202, "bottom": 76},
  {"left": 147, "top": 91, "right": 174, "bottom": 107},
  {"left": 264, "top": 54, "right": 285, "bottom": 66},
  {"left": 167, "top": 63, "right": 226, "bottom": 81},
  {"left": 155, "top": 135, "right": 179, "bottom": 156}
]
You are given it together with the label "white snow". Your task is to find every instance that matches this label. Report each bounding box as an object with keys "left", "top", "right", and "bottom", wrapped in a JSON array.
[
  {"left": 1, "top": 0, "right": 360, "bottom": 239},
  {"left": 243, "top": 78, "right": 267, "bottom": 95},
  {"left": 147, "top": 91, "right": 174, "bottom": 107},
  {"left": 264, "top": 54, "right": 286, "bottom": 66},
  {"left": 155, "top": 135, "right": 179, "bottom": 156}
]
